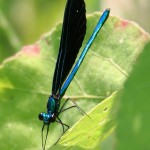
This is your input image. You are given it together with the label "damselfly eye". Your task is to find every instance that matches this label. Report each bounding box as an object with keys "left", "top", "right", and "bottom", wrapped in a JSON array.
[{"left": 38, "top": 113, "right": 44, "bottom": 121}]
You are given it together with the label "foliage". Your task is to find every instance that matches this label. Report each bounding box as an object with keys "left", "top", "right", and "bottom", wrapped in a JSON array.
[{"left": 0, "top": 12, "right": 149, "bottom": 150}]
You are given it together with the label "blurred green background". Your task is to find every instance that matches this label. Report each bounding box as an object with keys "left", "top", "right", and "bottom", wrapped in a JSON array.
[{"left": 0, "top": 0, "right": 150, "bottom": 62}]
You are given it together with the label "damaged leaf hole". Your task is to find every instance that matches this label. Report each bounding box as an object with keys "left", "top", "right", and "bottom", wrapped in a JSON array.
[{"left": 104, "top": 107, "right": 108, "bottom": 112}]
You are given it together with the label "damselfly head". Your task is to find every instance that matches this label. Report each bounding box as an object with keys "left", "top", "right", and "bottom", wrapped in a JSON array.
[
  {"left": 38, "top": 112, "right": 49, "bottom": 124},
  {"left": 38, "top": 112, "right": 56, "bottom": 124}
]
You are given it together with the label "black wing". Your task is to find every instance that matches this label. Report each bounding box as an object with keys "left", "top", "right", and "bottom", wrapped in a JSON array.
[{"left": 52, "top": 0, "right": 86, "bottom": 94}]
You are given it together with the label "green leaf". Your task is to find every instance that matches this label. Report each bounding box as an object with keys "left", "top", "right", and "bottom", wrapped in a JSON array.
[
  {"left": 116, "top": 42, "right": 150, "bottom": 150},
  {"left": 50, "top": 92, "right": 118, "bottom": 150},
  {"left": 0, "top": 12, "right": 149, "bottom": 150}
]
